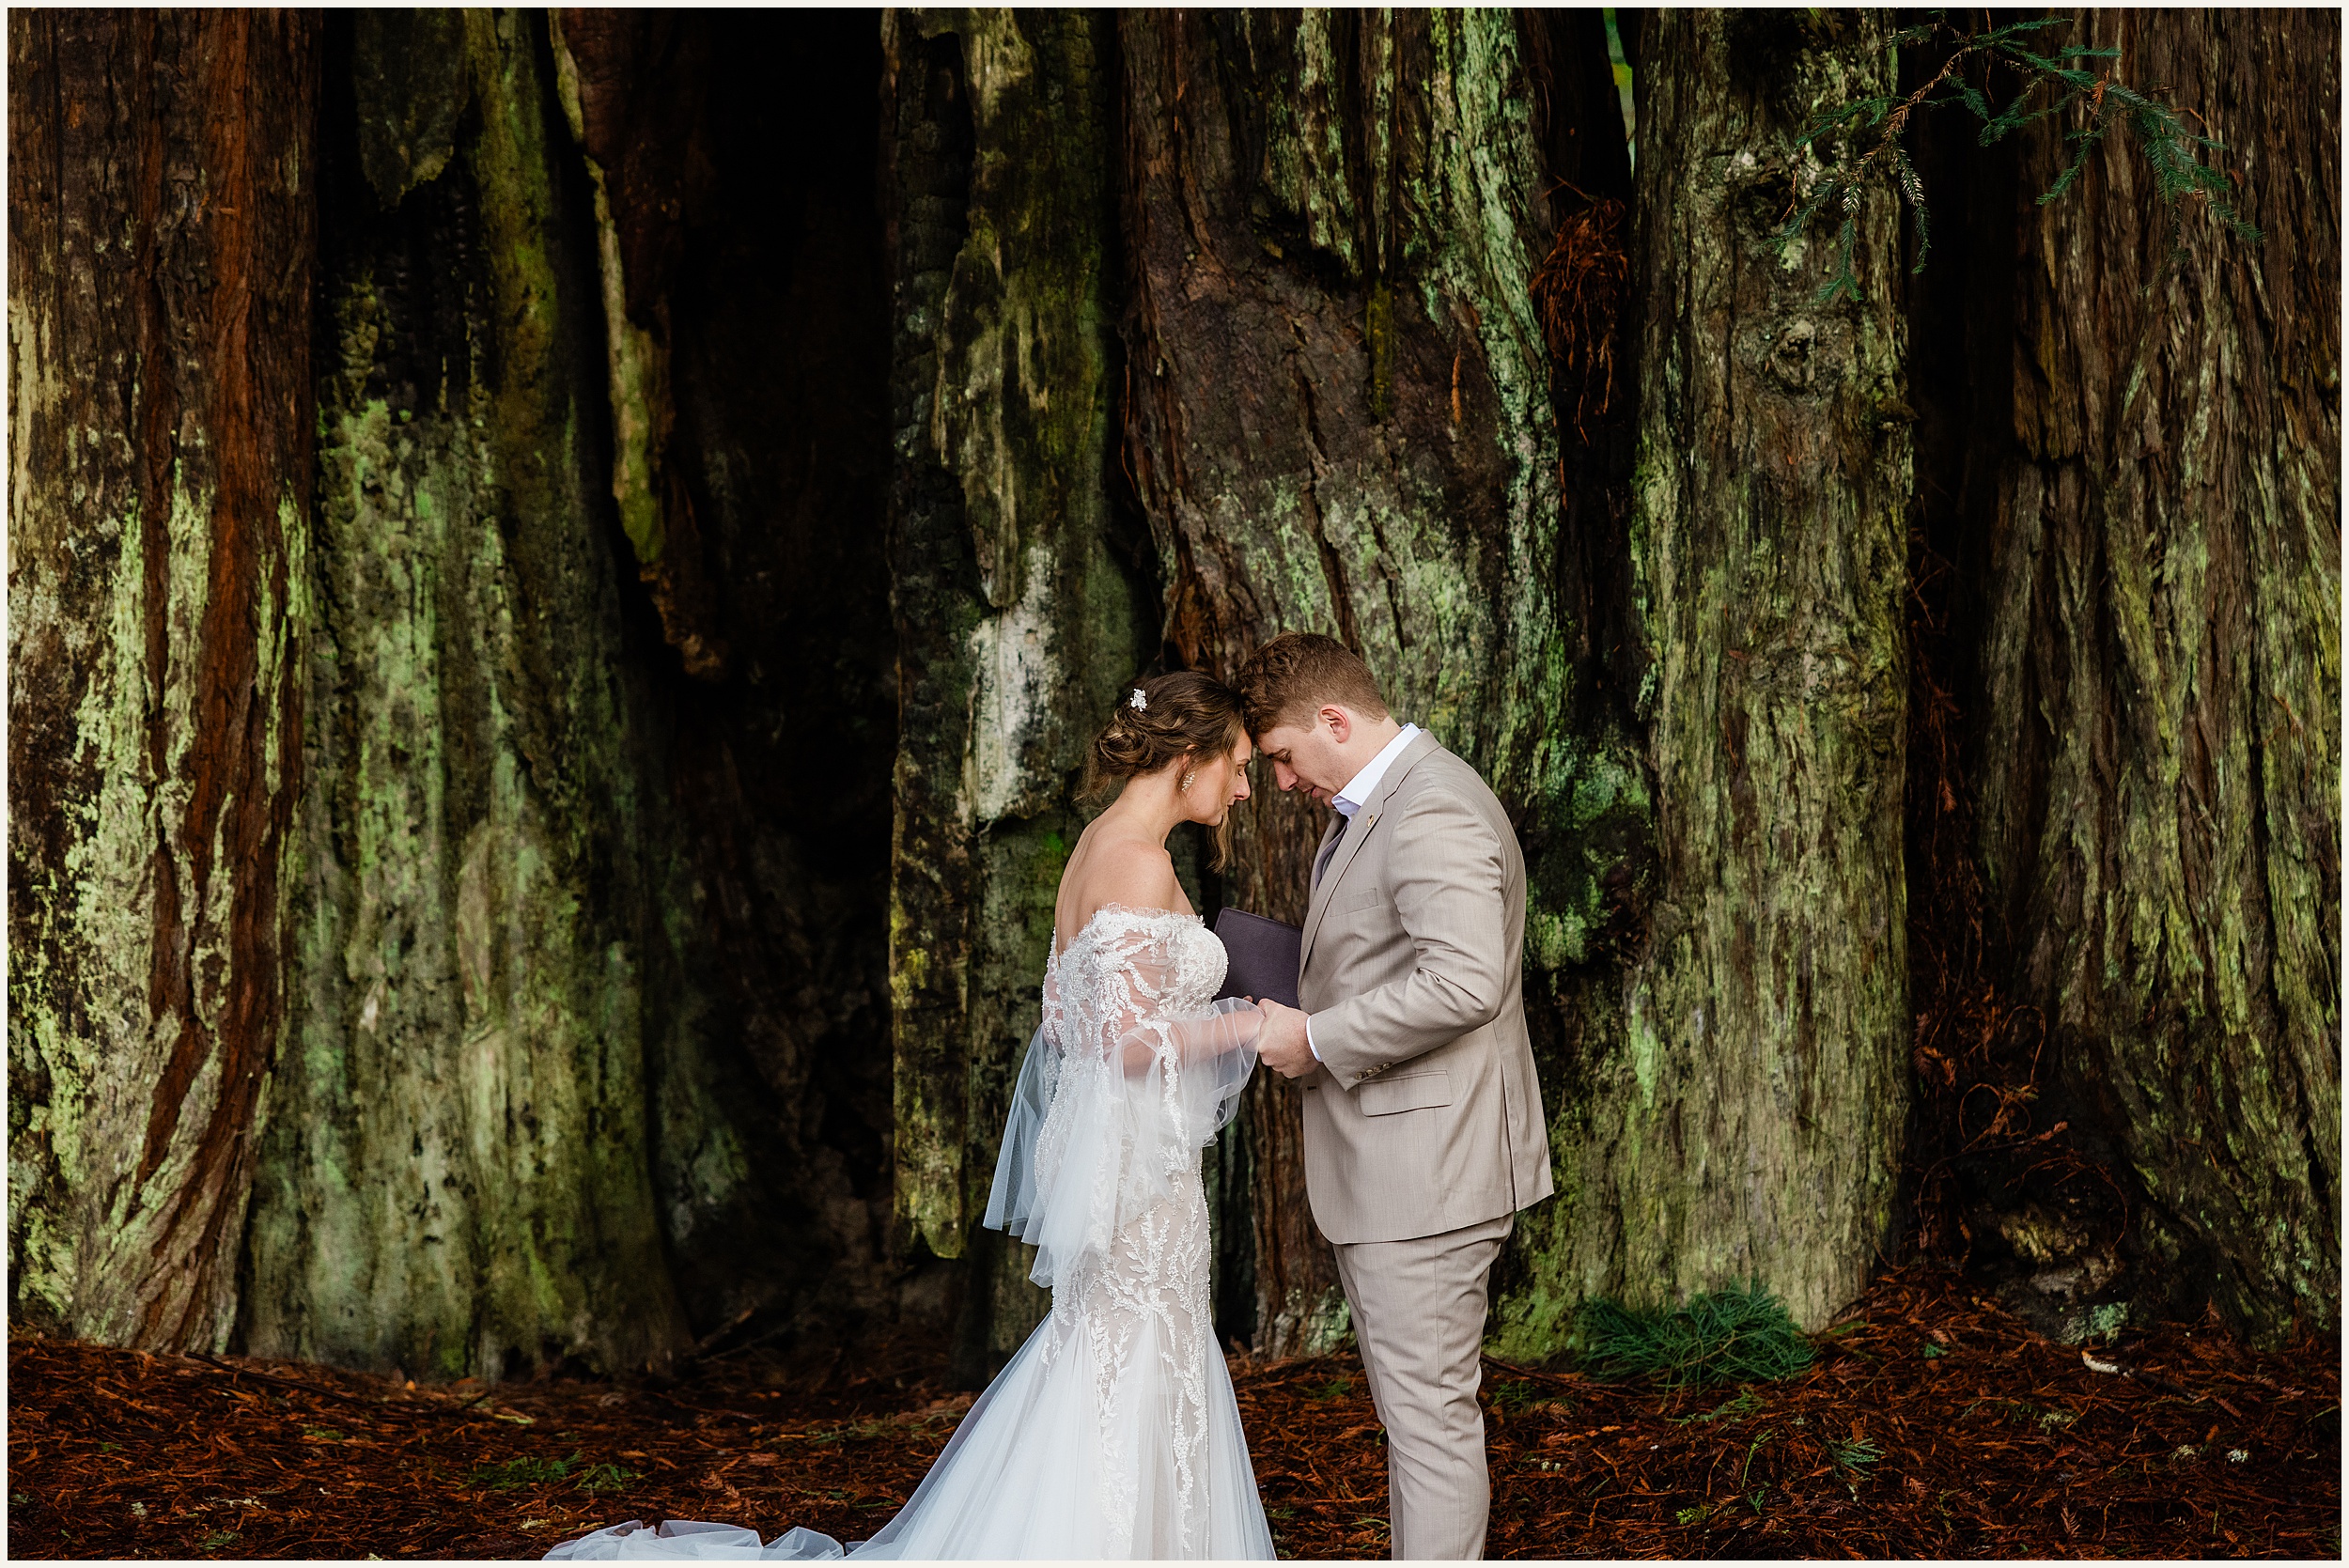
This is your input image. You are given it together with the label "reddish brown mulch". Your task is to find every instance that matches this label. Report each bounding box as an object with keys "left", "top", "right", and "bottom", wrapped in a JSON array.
[{"left": 8, "top": 1267, "right": 2337, "bottom": 1559}]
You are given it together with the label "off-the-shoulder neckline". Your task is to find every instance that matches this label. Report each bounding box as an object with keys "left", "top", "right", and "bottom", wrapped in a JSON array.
[{"left": 1052, "top": 900, "right": 1203, "bottom": 959}]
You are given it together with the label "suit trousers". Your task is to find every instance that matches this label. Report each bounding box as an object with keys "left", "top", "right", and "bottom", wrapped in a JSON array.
[{"left": 1331, "top": 1212, "right": 1515, "bottom": 1560}]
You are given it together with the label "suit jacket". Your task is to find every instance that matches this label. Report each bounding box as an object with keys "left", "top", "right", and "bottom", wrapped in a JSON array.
[{"left": 1298, "top": 731, "right": 1555, "bottom": 1245}]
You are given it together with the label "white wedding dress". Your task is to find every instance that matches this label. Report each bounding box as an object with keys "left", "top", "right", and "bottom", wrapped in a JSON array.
[{"left": 547, "top": 905, "right": 1275, "bottom": 1560}]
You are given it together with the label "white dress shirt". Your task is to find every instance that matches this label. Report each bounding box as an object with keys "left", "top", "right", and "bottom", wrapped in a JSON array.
[{"left": 1306, "top": 723, "right": 1420, "bottom": 1061}]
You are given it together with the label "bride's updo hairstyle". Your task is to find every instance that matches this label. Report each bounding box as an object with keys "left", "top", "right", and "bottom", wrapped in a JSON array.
[{"left": 1085, "top": 671, "right": 1248, "bottom": 867}]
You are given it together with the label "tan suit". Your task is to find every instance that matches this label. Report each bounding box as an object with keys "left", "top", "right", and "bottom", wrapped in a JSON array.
[{"left": 1299, "top": 731, "right": 1553, "bottom": 1559}]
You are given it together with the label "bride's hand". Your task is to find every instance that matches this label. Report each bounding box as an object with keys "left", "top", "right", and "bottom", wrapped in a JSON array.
[{"left": 1206, "top": 996, "right": 1263, "bottom": 1054}]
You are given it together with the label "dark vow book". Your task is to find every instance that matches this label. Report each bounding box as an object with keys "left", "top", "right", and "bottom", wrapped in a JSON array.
[{"left": 1214, "top": 908, "right": 1302, "bottom": 1010}]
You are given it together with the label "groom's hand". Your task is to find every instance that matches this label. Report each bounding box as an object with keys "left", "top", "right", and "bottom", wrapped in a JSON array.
[{"left": 1254, "top": 1000, "right": 1318, "bottom": 1079}]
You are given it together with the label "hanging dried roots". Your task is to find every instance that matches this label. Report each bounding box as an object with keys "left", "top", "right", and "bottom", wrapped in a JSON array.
[{"left": 1530, "top": 188, "right": 1629, "bottom": 443}]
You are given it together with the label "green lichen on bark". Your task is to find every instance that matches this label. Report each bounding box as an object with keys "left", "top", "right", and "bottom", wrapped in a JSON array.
[
  {"left": 239, "top": 9, "right": 688, "bottom": 1379},
  {"left": 1501, "top": 10, "right": 1912, "bottom": 1340},
  {"left": 1127, "top": 8, "right": 1619, "bottom": 871},
  {"left": 1123, "top": 9, "right": 1649, "bottom": 1354},
  {"left": 882, "top": 11, "right": 1142, "bottom": 1368},
  {"left": 1967, "top": 10, "right": 2339, "bottom": 1338},
  {"left": 8, "top": 10, "right": 318, "bottom": 1351},
  {"left": 957, "top": 814, "right": 1078, "bottom": 1362}
]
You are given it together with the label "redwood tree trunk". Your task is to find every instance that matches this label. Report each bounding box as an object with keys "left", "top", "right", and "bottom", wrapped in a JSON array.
[
  {"left": 238, "top": 8, "right": 690, "bottom": 1378},
  {"left": 1952, "top": 9, "right": 2340, "bottom": 1338},
  {"left": 1119, "top": 8, "right": 1647, "bottom": 1354},
  {"left": 1538, "top": 8, "right": 1914, "bottom": 1331},
  {"left": 880, "top": 9, "right": 1150, "bottom": 1379},
  {"left": 11, "top": 7, "right": 2333, "bottom": 1379},
  {"left": 8, "top": 8, "right": 318, "bottom": 1352}
]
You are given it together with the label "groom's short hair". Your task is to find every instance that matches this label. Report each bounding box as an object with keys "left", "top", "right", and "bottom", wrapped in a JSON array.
[{"left": 1235, "top": 632, "right": 1390, "bottom": 735}]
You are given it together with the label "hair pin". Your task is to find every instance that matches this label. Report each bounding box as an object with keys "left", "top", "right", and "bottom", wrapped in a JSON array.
[{"left": 1128, "top": 688, "right": 1148, "bottom": 711}]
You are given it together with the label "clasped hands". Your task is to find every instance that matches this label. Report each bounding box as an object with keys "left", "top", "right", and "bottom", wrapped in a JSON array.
[{"left": 1248, "top": 997, "right": 1318, "bottom": 1079}]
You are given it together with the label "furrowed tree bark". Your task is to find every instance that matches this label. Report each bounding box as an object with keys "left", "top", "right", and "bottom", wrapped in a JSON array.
[
  {"left": 1961, "top": 9, "right": 2341, "bottom": 1338},
  {"left": 1120, "top": 9, "right": 1645, "bottom": 1355},
  {"left": 1549, "top": 8, "right": 1912, "bottom": 1331},
  {"left": 13, "top": 4, "right": 2329, "bottom": 1382},
  {"left": 881, "top": 9, "right": 1147, "bottom": 1379},
  {"left": 8, "top": 9, "right": 319, "bottom": 1352},
  {"left": 239, "top": 9, "right": 690, "bottom": 1378}
]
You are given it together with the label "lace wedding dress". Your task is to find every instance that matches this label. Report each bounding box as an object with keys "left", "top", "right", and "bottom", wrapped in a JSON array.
[{"left": 547, "top": 905, "right": 1274, "bottom": 1560}]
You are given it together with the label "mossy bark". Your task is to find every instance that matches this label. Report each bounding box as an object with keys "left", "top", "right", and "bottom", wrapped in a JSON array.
[
  {"left": 237, "top": 9, "right": 689, "bottom": 1379},
  {"left": 1119, "top": 9, "right": 1643, "bottom": 1355},
  {"left": 8, "top": 9, "right": 319, "bottom": 1352},
  {"left": 1960, "top": 10, "right": 2340, "bottom": 1338},
  {"left": 1517, "top": 9, "right": 1913, "bottom": 1337},
  {"left": 881, "top": 9, "right": 1145, "bottom": 1376},
  {"left": 15, "top": 5, "right": 2327, "bottom": 1376}
]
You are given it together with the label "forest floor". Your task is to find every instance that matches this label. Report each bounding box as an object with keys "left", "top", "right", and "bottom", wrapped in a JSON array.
[{"left": 8, "top": 1265, "right": 2337, "bottom": 1560}]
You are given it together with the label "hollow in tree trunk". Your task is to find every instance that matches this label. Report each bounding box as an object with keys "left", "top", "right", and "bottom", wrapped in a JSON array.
[{"left": 541, "top": 6, "right": 907, "bottom": 1371}]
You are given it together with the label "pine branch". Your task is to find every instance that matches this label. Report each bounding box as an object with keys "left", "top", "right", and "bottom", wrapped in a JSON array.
[{"left": 1772, "top": 12, "right": 2259, "bottom": 303}]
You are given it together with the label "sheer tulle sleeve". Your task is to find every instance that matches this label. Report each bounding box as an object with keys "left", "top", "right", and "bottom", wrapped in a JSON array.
[
  {"left": 981, "top": 1021, "right": 1063, "bottom": 1246},
  {"left": 981, "top": 914, "right": 1258, "bottom": 1290}
]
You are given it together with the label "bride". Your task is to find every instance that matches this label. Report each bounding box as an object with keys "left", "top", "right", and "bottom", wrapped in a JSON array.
[{"left": 549, "top": 672, "right": 1276, "bottom": 1560}]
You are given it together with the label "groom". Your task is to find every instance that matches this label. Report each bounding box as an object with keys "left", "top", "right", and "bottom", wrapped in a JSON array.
[{"left": 1237, "top": 632, "right": 1553, "bottom": 1560}]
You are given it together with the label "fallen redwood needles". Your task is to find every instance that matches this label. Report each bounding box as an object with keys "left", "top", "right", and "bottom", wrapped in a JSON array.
[{"left": 8, "top": 1266, "right": 2337, "bottom": 1559}]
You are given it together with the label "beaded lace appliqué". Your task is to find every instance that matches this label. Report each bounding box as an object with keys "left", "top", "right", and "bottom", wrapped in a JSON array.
[{"left": 1031, "top": 905, "right": 1229, "bottom": 1559}]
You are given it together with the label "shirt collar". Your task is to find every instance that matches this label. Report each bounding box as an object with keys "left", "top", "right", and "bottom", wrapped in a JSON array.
[{"left": 1332, "top": 723, "right": 1422, "bottom": 819}]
